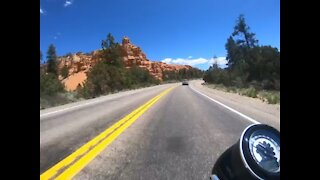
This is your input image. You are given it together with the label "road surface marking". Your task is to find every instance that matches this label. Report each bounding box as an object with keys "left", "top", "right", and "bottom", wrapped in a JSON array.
[
  {"left": 40, "top": 98, "right": 111, "bottom": 118},
  {"left": 40, "top": 85, "right": 169, "bottom": 118},
  {"left": 189, "top": 85, "right": 260, "bottom": 124},
  {"left": 40, "top": 87, "right": 175, "bottom": 180}
]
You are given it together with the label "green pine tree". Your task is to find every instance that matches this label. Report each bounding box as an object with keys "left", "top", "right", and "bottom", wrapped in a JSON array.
[{"left": 46, "top": 44, "right": 58, "bottom": 76}]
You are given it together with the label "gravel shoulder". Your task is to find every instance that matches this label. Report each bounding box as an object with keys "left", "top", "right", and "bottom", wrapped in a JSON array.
[{"left": 190, "top": 80, "right": 280, "bottom": 130}]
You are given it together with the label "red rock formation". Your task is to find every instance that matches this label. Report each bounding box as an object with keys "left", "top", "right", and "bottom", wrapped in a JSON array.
[
  {"left": 120, "top": 36, "right": 191, "bottom": 80},
  {"left": 57, "top": 37, "right": 192, "bottom": 91}
]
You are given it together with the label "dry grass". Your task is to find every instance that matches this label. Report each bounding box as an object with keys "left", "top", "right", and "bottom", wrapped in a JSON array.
[
  {"left": 40, "top": 92, "right": 81, "bottom": 109},
  {"left": 205, "top": 84, "right": 280, "bottom": 104}
]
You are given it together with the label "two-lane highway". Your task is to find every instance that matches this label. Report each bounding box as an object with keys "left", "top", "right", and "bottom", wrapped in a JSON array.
[
  {"left": 40, "top": 83, "right": 176, "bottom": 174},
  {"left": 40, "top": 80, "right": 279, "bottom": 180}
]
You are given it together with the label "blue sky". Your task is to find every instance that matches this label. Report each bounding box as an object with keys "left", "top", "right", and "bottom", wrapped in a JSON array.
[{"left": 40, "top": 0, "right": 280, "bottom": 70}]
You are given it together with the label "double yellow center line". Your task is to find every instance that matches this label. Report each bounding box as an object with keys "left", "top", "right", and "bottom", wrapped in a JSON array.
[{"left": 40, "top": 87, "right": 175, "bottom": 180}]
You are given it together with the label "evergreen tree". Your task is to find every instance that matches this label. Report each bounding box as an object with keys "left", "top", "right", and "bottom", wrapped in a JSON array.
[{"left": 46, "top": 44, "right": 58, "bottom": 76}]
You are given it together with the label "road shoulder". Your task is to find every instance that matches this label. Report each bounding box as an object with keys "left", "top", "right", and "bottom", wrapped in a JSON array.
[{"left": 190, "top": 80, "right": 280, "bottom": 130}]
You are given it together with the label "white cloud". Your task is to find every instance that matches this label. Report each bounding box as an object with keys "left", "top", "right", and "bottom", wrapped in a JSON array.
[
  {"left": 64, "top": 0, "right": 73, "bottom": 7},
  {"left": 208, "top": 57, "right": 228, "bottom": 66},
  {"left": 40, "top": 8, "right": 45, "bottom": 14},
  {"left": 53, "top": 32, "right": 61, "bottom": 40},
  {"left": 161, "top": 56, "right": 227, "bottom": 67},
  {"left": 162, "top": 58, "right": 173, "bottom": 64},
  {"left": 172, "top": 58, "right": 208, "bottom": 66}
]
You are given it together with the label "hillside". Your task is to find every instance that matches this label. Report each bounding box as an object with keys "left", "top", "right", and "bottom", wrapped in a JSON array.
[{"left": 57, "top": 37, "right": 193, "bottom": 91}]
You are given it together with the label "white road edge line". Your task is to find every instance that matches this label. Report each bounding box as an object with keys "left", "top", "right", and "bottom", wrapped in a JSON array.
[
  {"left": 189, "top": 85, "right": 260, "bottom": 124},
  {"left": 40, "top": 84, "right": 173, "bottom": 118},
  {"left": 40, "top": 99, "right": 106, "bottom": 118}
]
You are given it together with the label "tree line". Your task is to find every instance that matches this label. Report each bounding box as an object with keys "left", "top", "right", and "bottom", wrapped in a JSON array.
[
  {"left": 203, "top": 15, "right": 280, "bottom": 90},
  {"left": 163, "top": 68, "right": 203, "bottom": 81},
  {"left": 40, "top": 44, "right": 65, "bottom": 98}
]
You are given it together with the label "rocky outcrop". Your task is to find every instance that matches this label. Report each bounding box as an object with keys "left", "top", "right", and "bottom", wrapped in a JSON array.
[
  {"left": 58, "top": 51, "right": 100, "bottom": 76},
  {"left": 120, "top": 36, "right": 191, "bottom": 80},
  {"left": 57, "top": 37, "right": 192, "bottom": 91}
]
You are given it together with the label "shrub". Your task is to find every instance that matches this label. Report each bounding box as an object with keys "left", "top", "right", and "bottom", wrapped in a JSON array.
[
  {"left": 40, "top": 73, "right": 65, "bottom": 97},
  {"left": 266, "top": 95, "right": 279, "bottom": 104},
  {"left": 60, "top": 66, "right": 69, "bottom": 79},
  {"left": 242, "top": 87, "right": 258, "bottom": 98}
]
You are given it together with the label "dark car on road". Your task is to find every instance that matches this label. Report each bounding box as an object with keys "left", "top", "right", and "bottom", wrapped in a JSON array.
[{"left": 182, "top": 80, "right": 189, "bottom": 85}]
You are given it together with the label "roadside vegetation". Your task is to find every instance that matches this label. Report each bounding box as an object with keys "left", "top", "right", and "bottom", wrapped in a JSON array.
[
  {"left": 203, "top": 14, "right": 280, "bottom": 104},
  {"left": 162, "top": 68, "right": 203, "bottom": 83},
  {"left": 40, "top": 44, "right": 68, "bottom": 109},
  {"left": 205, "top": 84, "right": 280, "bottom": 104}
]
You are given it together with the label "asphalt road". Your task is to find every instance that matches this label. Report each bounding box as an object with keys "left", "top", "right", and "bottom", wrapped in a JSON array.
[{"left": 40, "top": 80, "right": 280, "bottom": 179}]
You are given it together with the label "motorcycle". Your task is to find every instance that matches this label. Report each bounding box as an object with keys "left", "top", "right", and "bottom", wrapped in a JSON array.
[{"left": 210, "top": 124, "right": 280, "bottom": 180}]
